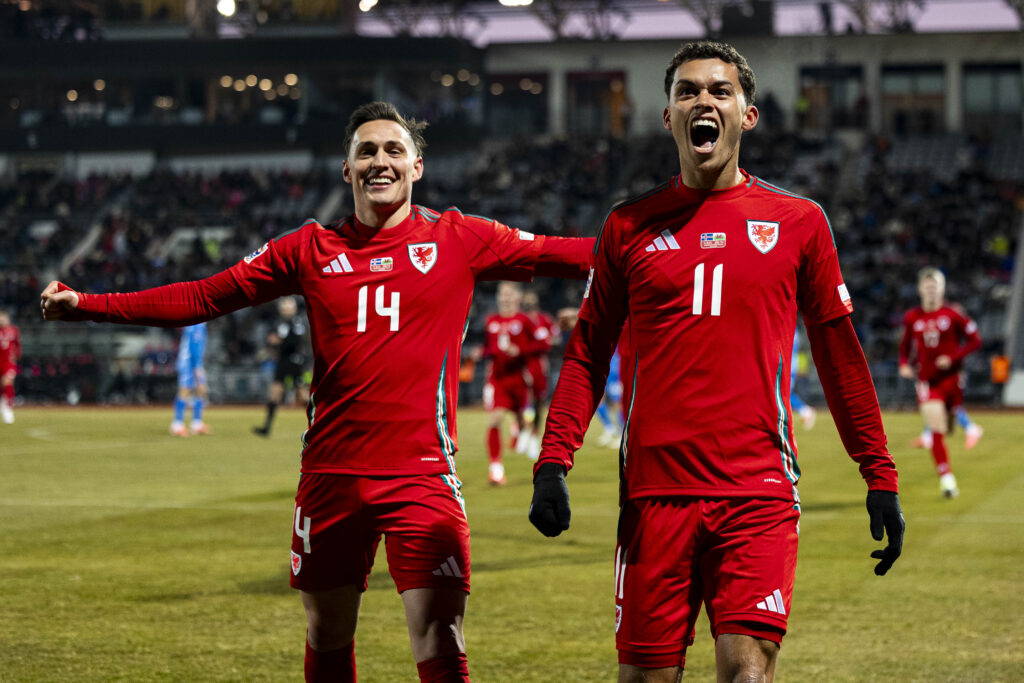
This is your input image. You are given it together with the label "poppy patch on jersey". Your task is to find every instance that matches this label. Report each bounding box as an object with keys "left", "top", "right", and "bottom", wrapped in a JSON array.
[
  {"left": 243, "top": 242, "right": 269, "bottom": 263},
  {"left": 747, "top": 220, "right": 779, "bottom": 254},
  {"left": 838, "top": 283, "right": 853, "bottom": 311},
  {"left": 700, "top": 232, "right": 727, "bottom": 249},
  {"left": 408, "top": 242, "right": 438, "bottom": 274},
  {"left": 370, "top": 257, "right": 393, "bottom": 272},
  {"left": 838, "top": 283, "right": 851, "bottom": 304}
]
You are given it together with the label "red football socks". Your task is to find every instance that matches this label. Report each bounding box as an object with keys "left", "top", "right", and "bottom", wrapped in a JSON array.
[
  {"left": 305, "top": 639, "right": 355, "bottom": 683},
  {"left": 931, "top": 433, "right": 951, "bottom": 475},
  {"left": 487, "top": 426, "right": 501, "bottom": 463},
  {"left": 416, "top": 652, "right": 470, "bottom": 682},
  {"left": 1, "top": 384, "right": 12, "bottom": 402}
]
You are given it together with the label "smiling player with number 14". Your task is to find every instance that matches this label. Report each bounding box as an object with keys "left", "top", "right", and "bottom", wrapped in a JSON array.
[{"left": 39, "top": 101, "right": 593, "bottom": 683}]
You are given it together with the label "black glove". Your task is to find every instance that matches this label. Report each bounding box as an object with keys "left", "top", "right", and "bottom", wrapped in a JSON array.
[
  {"left": 866, "top": 490, "right": 905, "bottom": 576},
  {"left": 529, "top": 463, "right": 571, "bottom": 537}
]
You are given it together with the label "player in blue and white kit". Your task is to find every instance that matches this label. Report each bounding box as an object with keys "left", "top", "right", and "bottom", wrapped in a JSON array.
[
  {"left": 791, "top": 327, "right": 816, "bottom": 430},
  {"left": 595, "top": 349, "right": 623, "bottom": 447},
  {"left": 171, "top": 322, "right": 210, "bottom": 436}
]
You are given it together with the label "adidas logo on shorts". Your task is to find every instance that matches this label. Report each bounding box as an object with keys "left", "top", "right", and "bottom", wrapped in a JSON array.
[
  {"left": 432, "top": 555, "right": 463, "bottom": 578},
  {"left": 755, "top": 589, "right": 787, "bottom": 615}
]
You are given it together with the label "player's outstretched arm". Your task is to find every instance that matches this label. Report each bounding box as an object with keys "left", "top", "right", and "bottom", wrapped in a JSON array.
[
  {"left": 806, "top": 314, "right": 904, "bottom": 576},
  {"left": 530, "top": 312, "right": 621, "bottom": 538},
  {"left": 40, "top": 281, "right": 80, "bottom": 321}
]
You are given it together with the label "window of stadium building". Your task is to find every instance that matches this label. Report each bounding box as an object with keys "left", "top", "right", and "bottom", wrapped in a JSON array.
[
  {"left": 882, "top": 65, "right": 946, "bottom": 135},
  {"left": 798, "top": 65, "right": 866, "bottom": 131},
  {"left": 963, "top": 64, "right": 1022, "bottom": 134}
]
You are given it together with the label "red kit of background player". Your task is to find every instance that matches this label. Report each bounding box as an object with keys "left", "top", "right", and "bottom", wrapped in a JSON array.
[{"left": 0, "top": 310, "right": 20, "bottom": 424}]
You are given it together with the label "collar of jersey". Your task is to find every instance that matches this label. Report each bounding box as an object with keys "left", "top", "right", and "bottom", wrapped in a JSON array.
[
  {"left": 672, "top": 169, "right": 756, "bottom": 202},
  {"left": 341, "top": 208, "right": 420, "bottom": 243}
]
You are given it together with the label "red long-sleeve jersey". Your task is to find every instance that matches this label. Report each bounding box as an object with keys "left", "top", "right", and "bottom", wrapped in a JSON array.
[
  {"left": 540, "top": 173, "right": 897, "bottom": 504},
  {"left": 69, "top": 206, "right": 593, "bottom": 476},
  {"left": 899, "top": 304, "right": 981, "bottom": 383},
  {"left": 483, "top": 311, "right": 542, "bottom": 380}
]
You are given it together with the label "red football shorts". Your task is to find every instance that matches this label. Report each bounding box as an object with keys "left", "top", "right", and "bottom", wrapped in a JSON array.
[
  {"left": 916, "top": 374, "right": 964, "bottom": 409},
  {"left": 290, "top": 472, "right": 470, "bottom": 594},
  {"left": 483, "top": 375, "right": 529, "bottom": 412},
  {"left": 614, "top": 497, "right": 800, "bottom": 669},
  {"left": 0, "top": 360, "right": 16, "bottom": 381},
  {"left": 525, "top": 357, "right": 549, "bottom": 401}
]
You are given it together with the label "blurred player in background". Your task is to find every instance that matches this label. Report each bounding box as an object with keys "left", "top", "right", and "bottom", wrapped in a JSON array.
[
  {"left": 171, "top": 322, "right": 211, "bottom": 436},
  {"left": 594, "top": 348, "right": 623, "bottom": 448},
  {"left": 0, "top": 309, "right": 21, "bottom": 424},
  {"left": 41, "top": 101, "right": 592, "bottom": 683},
  {"left": 520, "top": 288, "right": 559, "bottom": 459},
  {"left": 481, "top": 282, "right": 544, "bottom": 484},
  {"left": 911, "top": 403, "right": 982, "bottom": 451},
  {"left": 899, "top": 267, "right": 982, "bottom": 498},
  {"left": 253, "top": 296, "right": 311, "bottom": 437},
  {"left": 790, "top": 327, "right": 816, "bottom": 430},
  {"left": 529, "top": 41, "right": 903, "bottom": 683}
]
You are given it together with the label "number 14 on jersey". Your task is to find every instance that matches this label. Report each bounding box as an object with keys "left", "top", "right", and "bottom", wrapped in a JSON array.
[{"left": 357, "top": 285, "right": 400, "bottom": 332}]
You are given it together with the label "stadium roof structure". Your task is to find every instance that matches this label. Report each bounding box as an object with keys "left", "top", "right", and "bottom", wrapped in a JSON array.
[{"left": 351, "top": 0, "right": 1019, "bottom": 44}]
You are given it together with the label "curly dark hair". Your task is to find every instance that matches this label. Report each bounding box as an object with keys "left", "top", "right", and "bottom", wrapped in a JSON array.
[
  {"left": 343, "top": 101, "right": 428, "bottom": 157},
  {"left": 663, "top": 41, "right": 756, "bottom": 106}
]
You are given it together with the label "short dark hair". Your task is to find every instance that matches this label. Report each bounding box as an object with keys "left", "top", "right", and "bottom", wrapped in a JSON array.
[
  {"left": 343, "top": 101, "right": 428, "bottom": 157},
  {"left": 664, "top": 41, "right": 756, "bottom": 106}
]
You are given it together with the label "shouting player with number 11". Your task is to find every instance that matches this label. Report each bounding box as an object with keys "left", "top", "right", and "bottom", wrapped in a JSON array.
[
  {"left": 41, "top": 101, "right": 592, "bottom": 683},
  {"left": 529, "top": 41, "right": 904, "bottom": 682}
]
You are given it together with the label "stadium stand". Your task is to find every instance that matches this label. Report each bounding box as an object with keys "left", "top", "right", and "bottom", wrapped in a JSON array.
[
  {"left": 5, "top": 130, "right": 1020, "bottom": 406},
  {"left": 1, "top": 3, "right": 1021, "bottom": 407}
]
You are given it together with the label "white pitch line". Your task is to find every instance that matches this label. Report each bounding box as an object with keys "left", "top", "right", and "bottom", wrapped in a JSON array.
[
  {"left": 2, "top": 439, "right": 174, "bottom": 457},
  {"left": 25, "top": 428, "right": 58, "bottom": 441},
  {"left": 0, "top": 498, "right": 291, "bottom": 512}
]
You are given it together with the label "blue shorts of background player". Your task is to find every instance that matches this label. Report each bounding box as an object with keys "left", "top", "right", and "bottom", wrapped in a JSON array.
[
  {"left": 595, "top": 351, "right": 623, "bottom": 447},
  {"left": 791, "top": 330, "right": 816, "bottom": 430},
  {"left": 171, "top": 323, "right": 210, "bottom": 436}
]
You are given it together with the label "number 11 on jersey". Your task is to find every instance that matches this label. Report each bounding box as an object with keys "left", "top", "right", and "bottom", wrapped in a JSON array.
[{"left": 692, "top": 263, "right": 723, "bottom": 317}]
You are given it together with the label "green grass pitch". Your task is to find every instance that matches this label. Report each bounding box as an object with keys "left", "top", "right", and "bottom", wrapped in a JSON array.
[{"left": 1, "top": 406, "right": 1022, "bottom": 681}]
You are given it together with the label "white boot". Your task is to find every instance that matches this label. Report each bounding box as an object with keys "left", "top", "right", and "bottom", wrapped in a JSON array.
[{"left": 939, "top": 472, "right": 959, "bottom": 499}]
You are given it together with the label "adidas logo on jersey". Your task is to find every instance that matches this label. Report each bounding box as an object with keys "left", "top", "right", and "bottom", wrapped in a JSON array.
[
  {"left": 644, "top": 229, "right": 680, "bottom": 252},
  {"left": 432, "top": 555, "right": 464, "bottom": 578},
  {"left": 755, "top": 589, "right": 787, "bottom": 615},
  {"left": 322, "top": 253, "right": 354, "bottom": 274}
]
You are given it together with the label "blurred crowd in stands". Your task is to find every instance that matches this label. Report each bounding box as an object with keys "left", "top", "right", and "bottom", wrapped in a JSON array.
[
  {"left": 1, "top": 0, "right": 102, "bottom": 42},
  {"left": 1, "top": 127, "right": 1020, "bottom": 404}
]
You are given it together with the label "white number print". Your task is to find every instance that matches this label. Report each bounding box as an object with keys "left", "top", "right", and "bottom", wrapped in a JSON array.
[
  {"left": 294, "top": 505, "right": 312, "bottom": 553},
  {"left": 692, "top": 263, "right": 723, "bottom": 317},
  {"left": 357, "top": 285, "right": 400, "bottom": 332}
]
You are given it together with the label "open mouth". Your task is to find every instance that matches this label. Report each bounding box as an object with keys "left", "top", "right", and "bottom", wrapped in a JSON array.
[{"left": 690, "top": 119, "right": 719, "bottom": 154}]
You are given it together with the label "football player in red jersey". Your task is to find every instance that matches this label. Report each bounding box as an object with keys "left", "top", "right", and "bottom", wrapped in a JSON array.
[
  {"left": 481, "top": 282, "right": 542, "bottom": 484},
  {"left": 40, "top": 101, "right": 592, "bottom": 683},
  {"left": 520, "top": 288, "right": 559, "bottom": 457},
  {"left": 0, "top": 309, "right": 21, "bottom": 424},
  {"left": 898, "top": 267, "right": 982, "bottom": 498},
  {"left": 529, "top": 41, "right": 904, "bottom": 682}
]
